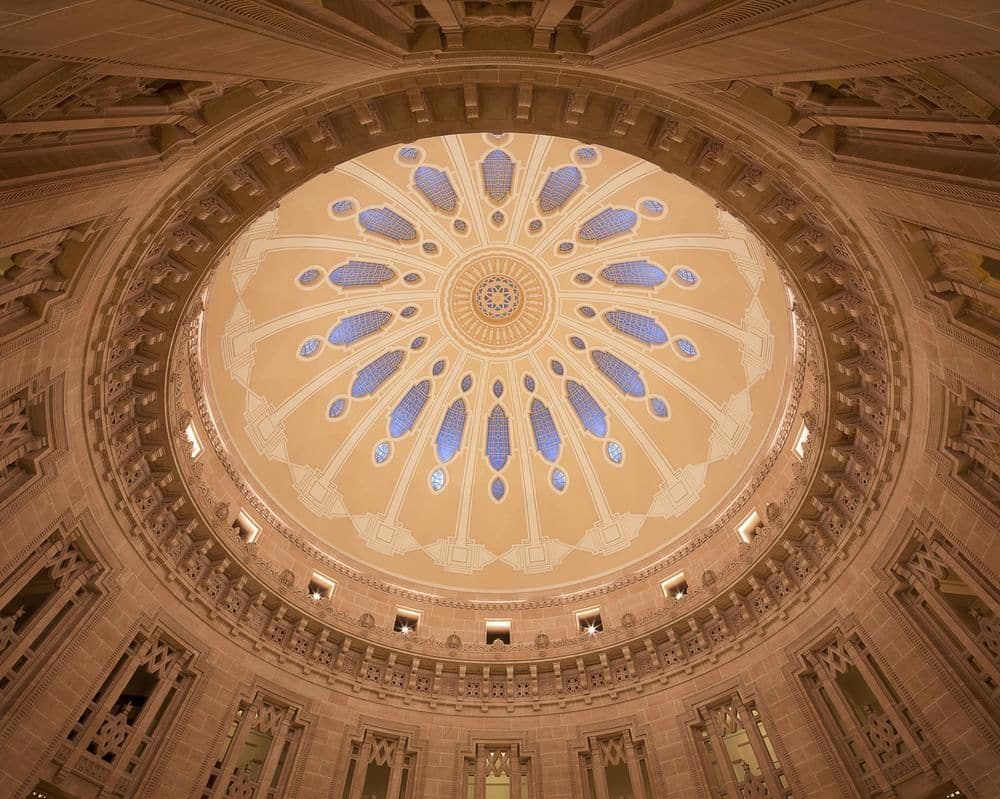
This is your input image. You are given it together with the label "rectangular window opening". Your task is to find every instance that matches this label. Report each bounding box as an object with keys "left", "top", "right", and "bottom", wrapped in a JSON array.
[
  {"left": 737, "top": 510, "right": 763, "bottom": 543},
  {"left": 661, "top": 571, "right": 689, "bottom": 600},
  {"left": 393, "top": 607, "right": 421, "bottom": 635},
  {"left": 184, "top": 423, "right": 204, "bottom": 459},
  {"left": 233, "top": 510, "right": 261, "bottom": 543},
  {"left": 307, "top": 572, "right": 335, "bottom": 601},
  {"left": 576, "top": 607, "right": 603, "bottom": 636},
  {"left": 793, "top": 421, "right": 810, "bottom": 458},
  {"left": 485, "top": 619, "right": 511, "bottom": 645}
]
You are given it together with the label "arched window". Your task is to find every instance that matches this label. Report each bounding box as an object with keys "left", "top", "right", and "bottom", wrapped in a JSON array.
[
  {"left": 579, "top": 208, "right": 637, "bottom": 240},
  {"left": 389, "top": 379, "right": 430, "bottom": 438},
  {"left": 435, "top": 399, "right": 467, "bottom": 463},
  {"left": 482, "top": 150, "right": 514, "bottom": 201},
  {"left": 538, "top": 166, "right": 582, "bottom": 212},
  {"left": 600, "top": 260, "right": 667, "bottom": 288},
  {"left": 486, "top": 405, "right": 511, "bottom": 470},
  {"left": 327, "top": 310, "right": 392, "bottom": 346},
  {"left": 329, "top": 260, "right": 395, "bottom": 288},
  {"left": 529, "top": 399, "right": 561, "bottom": 462},
  {"left": 359, "top": 207, "right": 417, "bottom": 242},
  {"left": 592, "top": 350, "right": 646, "bottom": 397},
  {"left": 566, "top": 380, "right": 607, "bottom": 437},
  {"left": 603, "top": 310, "right": 668, "bottom": 345},
  {"left": 414, "top": 166, "right": 458, "bottom": 211},
  {"left": 351, "top": 350, "right": 405, "bottom": 397}
]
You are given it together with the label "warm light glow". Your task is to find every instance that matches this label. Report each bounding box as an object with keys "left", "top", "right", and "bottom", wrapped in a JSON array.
[
  {"left": 399, "top": 624, "right": 411, "bottom": 635},
  {"left": 311, "top": 591, "right": 323, "bottom": 601},
  {"left": 586, "top": 624, "right": 599, "bottom": 636},
  {"left": 184, "top": 423, "right": 203, "bottom": 459},
  {"left": 793, "top": 421, "right": 810, "bottom": 458}
]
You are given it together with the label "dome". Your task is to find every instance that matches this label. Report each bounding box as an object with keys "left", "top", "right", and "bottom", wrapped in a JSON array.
[
  {"left": 200, "top": 134, "right": 797, "bottom": 593},
  {"left": 2, "top": 7, "right": 997, "bottom": 799}
]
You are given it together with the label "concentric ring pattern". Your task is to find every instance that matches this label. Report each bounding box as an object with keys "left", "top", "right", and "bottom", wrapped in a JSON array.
[{"left": 202, "top": 133, "right": 796, "bottom": 593}]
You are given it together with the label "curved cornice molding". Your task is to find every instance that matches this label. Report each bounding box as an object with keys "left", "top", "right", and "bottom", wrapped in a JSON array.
[{"left": 84, "top": 67, "right": 905, "bottom": 710}]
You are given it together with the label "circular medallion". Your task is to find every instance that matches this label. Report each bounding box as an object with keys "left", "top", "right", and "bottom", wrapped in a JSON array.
[
  {"left": 440, "top": 249, "right": 555, "bottom": 357},
  {"left": 473, "top": 274, "right": 522, "bottom": 321}
]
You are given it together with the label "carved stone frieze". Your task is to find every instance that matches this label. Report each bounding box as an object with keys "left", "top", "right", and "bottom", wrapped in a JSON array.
[{"left": 83, "top": 70, "right": 903, "bottom": 713}]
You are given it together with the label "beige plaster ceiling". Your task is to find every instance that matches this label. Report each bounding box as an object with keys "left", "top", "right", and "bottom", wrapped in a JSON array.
[{"left": 200, "top": 133, "right": 797, "bottom": 593}]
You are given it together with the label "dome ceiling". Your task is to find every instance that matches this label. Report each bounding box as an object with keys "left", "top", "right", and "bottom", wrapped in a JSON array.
[{"left": 201, "top": 133, "right": 797, "bottom": 593}]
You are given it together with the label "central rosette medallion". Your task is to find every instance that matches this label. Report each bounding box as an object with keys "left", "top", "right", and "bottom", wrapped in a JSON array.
[{"left": 441, "top": 249, "right": 556, "bottom": 357}]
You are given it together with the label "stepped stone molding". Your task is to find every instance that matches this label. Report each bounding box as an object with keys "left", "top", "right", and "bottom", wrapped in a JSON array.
[
  {"left": 786, "top": 613, "right": 974, "bottom": 798},
  {"left": 82, "top": 69, "right": 905, "bottom": 712},
  {"left": 873, "top": 509, "right": 1000, "bottom": 756},
  {"left": 0, "top": 509, "right": 122, "bottom": 746},
  {"left": 0, "top": 369, "right": 68, "bottom": 524}
]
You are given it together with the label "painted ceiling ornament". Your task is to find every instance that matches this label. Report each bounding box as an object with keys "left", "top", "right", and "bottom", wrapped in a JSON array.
[{"left": 203, "top": 132, "right": 798, "bottom": 593}]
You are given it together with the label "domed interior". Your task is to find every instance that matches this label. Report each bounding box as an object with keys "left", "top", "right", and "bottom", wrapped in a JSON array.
[{"left": 200, "top": 134, "right": 796, "bottom": 593}]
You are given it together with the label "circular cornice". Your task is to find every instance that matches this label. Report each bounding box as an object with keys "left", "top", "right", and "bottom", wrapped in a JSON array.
[{"left": 85, "top": 67, "right": 904, "bottom": 704}]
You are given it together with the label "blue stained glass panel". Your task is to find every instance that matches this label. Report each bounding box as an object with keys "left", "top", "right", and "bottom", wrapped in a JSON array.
[
  {"left": 435, "top": 399, "right": 466, "bottom": 463},
  {"left": 432, "top": 359, "right": 446, "bottom": 376},
  {"left": 430, "top": 468, "right": 445, "bottom": 491},
  {"left": 570, "top": 336, "right": 586, "bottom": 350},
  {"left": 538, "top": 166, "right": 582, "bottom": 212},
  {"left": 674, "top": 267, "right": 698, "bottom": 285},
  {"left": 461, "top": 374, "right": 473, "bottom": 392},
  {"left": 328, "top": 398, "right": 346, "bottom": 418},
  {"left": 374, "top": 441, "right": 390, "bottom": 464},
  {"left": 454, "top": 219, "right": 468, "bottom": 233},
  {"left": 359, "top": 207, "right": 417, "bottom": 242},
  {"left": 551, "top": 468, "right": 567, "bottom": 491},
  {"left": 490, "top": 477, "right": 506, "bottom": 501},
  {"left": 298, "top": 268, "right": 322, "bottom": 285},
  {"left": 529, "top": 399, "right": 561, "bottom": 462},
  {"left": 592, "top": 350, "right": 646, "bottom": 397},
  {"left": 607, "top": 441, "right": 623, "bottom": 464},
  {"left": 600, "top": 260, "right": 667, "bottom": 288},
  {"left": 399, "top": 147, "right": 420, "bottom": 162},
  {"left": 299, "top": 338, "right": 321, "bottom": 357},
  {"left": 486, "top": 405, "right": 510, "bottom": 471},
  {"left": 574, "top": 272, "right": 591, "bottom": 284},
  {"left": 579, "top": 306, "right": 596, "bottom": 318},
  {"left": 523, "top": 375, "right": 535, "bottom": 392},
  {"left": 603, "top": 310, "right": 668, "bottom": 345},
  {"left": 410, "top": 336, "right": 426, "bottom": 350},
  {"left": 331, "top": 199, "right": 354, "bottom": 214},
  {"left": 558, "top": 242, "right": 574, "bottom": 253},
  {"left": 482, "top": 150, "right": 514, "bottom": 202},
  {"left": 642, "top": 199, "right": 664, "bottom": 213},
  {"left": 575, "top": 146, "right": 597, "bottom": 162},
  {"left": 328, "top": 310, "right": 392, "bottom": 346},
  {"left": 551, "top": 360, "right": 564, "bottom": 376},
  {"left": 389, "top": 379, "right": 430, "bottom": 438},
  {"left": 566, "top": 379, "right": 607, "bottom": 437},
  {"left": 422, "top": 242, "right": 438, "bottom": 254},
  {"left": 401, "top": 306, "right": 417, "bottom": 318},
  {"left": 351, "top": 350, "right": 405, "bottom": 397},
  {"left": 579, "top": 208, "right": 638, "bottom": 241},
  {"left": 650, "top": 397, "right": 669, "bottom": 418},
  {"left": 403, "top": 272, "right": 421, "bottom": 284},
  {"left": 329, "top": 260, "right": 395, "bottom": 288},
  {"left": 677, "top": 337, "right": 697, "bottom": 357},
  {"left": 414, "top": 166, "right": 457, "bottom": 211},
  {"left": 493, "top": 380, "right": 503, "bottom": 398}
]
